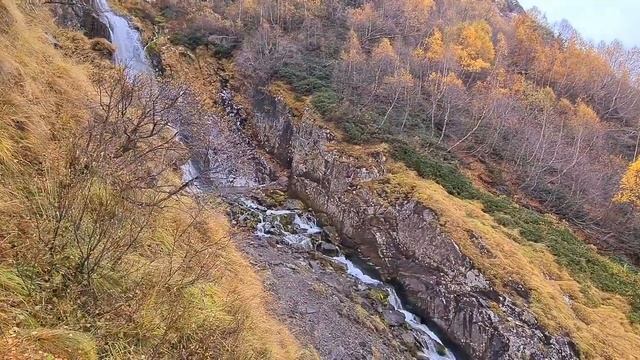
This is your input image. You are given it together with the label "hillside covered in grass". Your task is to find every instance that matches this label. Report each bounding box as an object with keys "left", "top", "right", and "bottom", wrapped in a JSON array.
[
  {"left": 0, "top": 1, "right": 307, "bottom": 358},
  {"left": 104, "top": 0, "right": 640, "bottom": 357},
  {"left": 5, "top": 0, "right": 640, "bottom": 358}
]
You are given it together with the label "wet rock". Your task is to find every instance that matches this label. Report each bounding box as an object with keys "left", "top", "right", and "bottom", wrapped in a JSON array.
[
  {"left": 282, "top": 234, "right": 313, "bottom": 251},
  {"left": 316, "top": 242, "right": 340, "bottom": 257},
  {"left": 283, "top": 198, "right": 306, "bottom": 210},
  {"left": 82, "top": 10, "right": 110, "bottom": 40},
  {"left": 310, "top": 232, "right": 323, "bottom": 244},
  {"left": 382, "top": 310, "right": 405, "bottom": 326},
  {"left": 267, "top": 212, "right": 295, "bottom": 234},
  {"left": 262, "top": 189, "right": 288, "bottom": 208},
  {"left": 329, "top": 261, "right": 348, "bottom": 274},
  {"left": 48, "top": 1, "right": 111, "bottom": 41},
  {"left": 231, "top": 205, "right": 262, "bottom": 228},
  {"left": 323, "top": 226, "right": 340, "bottom": 244},
  {"left": 400, "top": 331, "right": 417, "bottom": 351},
  {"left": 147, "top": 46, "right": 165, "bottom": 75},
  {"left": 315, "top": 212, "right": 332, "bottom": 227}
]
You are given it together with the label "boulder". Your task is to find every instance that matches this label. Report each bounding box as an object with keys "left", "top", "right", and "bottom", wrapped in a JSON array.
[
  {"left": 316, "top": 242, "right": 340, "bottom": 257},
  {"left": 271, "top": 212, "right": 296, "bottom": 234},
  {"left": 322, "top": 226, "right": 340, "bottom": 244},
  {"left": 382, "top": 310, "right": 405, "bottom": 326},
  {"left": 82, "top": 11, "right": 111, "bottom": 40}
]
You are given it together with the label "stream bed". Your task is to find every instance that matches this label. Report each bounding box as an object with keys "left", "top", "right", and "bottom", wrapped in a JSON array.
[{"left": 236, "top": 197, "right": 456, "bottom": 360}]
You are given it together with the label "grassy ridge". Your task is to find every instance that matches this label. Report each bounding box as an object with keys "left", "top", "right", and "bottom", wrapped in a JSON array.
[
  {"left": 388, "top": 142, "right": 640, "bottom": 357},
  {"left": 392, "top": 143, "right": 640, "bottom": 323}
]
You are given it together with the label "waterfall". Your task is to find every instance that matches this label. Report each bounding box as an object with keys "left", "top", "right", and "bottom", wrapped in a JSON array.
[{"left": 93, "top": 0, "right": 152, "bottom": 76}]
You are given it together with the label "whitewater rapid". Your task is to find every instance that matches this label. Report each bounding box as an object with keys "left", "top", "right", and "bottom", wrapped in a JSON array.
[{"left": 242, "top": 199, "right": 456, "bottom": 360}]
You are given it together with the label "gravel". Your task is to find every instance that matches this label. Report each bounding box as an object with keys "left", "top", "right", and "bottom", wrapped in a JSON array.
[{"left": 238, "top": 232, "right": 417, "bottom": 360}]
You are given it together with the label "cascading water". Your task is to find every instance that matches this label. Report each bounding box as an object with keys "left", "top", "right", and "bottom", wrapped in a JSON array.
[
  {"left": 92, "top": 2, "right": 456, "bottom": 358},
  {"left": 93, "top": 0, "right": 152, "bottom": 76},
  {"left": 239, "top": 198, "right": 456, "bottom": 360}
]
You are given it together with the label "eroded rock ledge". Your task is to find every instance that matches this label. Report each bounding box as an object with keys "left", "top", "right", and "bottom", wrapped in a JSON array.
[
  {"left": 248, "top": 91, "right": 578, "bottom": 359},
  {"left": 48, "top": 0, "right": 111, "bottom": 41}
]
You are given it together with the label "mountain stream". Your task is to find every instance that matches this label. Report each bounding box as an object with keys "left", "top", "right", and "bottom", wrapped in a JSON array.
[{"left": 92, "top": 1, "right": 456, "bottom": 358}]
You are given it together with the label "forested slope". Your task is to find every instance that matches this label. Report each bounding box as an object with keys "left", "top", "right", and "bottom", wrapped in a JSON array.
[{"left": 128, "top": 0, "right": 640, "bottom": 262}]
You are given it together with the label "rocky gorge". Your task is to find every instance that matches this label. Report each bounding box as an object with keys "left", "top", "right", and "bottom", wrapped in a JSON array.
[{"left": 245, "top": 90, "right": 579, "bottom": 359}]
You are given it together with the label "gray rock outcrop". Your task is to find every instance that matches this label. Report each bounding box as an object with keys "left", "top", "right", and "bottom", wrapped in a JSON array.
[
  {"left": 248, "top": 91, "right": 578, "bottom": 360},
  {"left": 48, "top": 0, "right": 111, "bottom": 41}
]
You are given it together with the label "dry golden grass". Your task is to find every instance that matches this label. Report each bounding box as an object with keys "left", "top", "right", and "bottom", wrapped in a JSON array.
[
  {"left": 267, "top": 81, "right": 310, "bottom": 118},
  {"left": 383, "top": 162, "right": 640, "bottom": 359},
  {"left": 0, "top": 1, "right": 305, "bottom": 358},
  {"left": 160, "top": 42, "right": 225, "bottom": 111},
  {"left": 0, "top": 0, "right": 90, "bottom": 170}
]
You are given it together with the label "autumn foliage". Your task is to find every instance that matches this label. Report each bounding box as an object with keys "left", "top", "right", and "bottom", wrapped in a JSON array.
[
  {"left": 616, "top": 159, "right": 640, "bottom": 207},
  {"left": 77, "top": 0, "right": 640, "bottom": 357}
]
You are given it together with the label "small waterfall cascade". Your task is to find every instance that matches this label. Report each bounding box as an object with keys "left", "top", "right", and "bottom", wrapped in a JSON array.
[
  {"left": 93, "top": 0, "right": 152, "bottom": 76},
  {"left": 239, "top": 198, "right": 456, "bottom": 360}
]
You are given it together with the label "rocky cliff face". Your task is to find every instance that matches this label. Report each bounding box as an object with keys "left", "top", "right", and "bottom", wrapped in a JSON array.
[
  {"left": 48, "top": 0, "right": 110, "bottom": 40},
  {"left": 249, "top": 91, "right": 578, "bottom": 359}
]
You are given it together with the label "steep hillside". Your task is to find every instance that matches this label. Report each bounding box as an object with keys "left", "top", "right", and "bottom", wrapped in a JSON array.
[
  {"left": 104, "top": 0, "right": 640, "bottom": 358},
  {"left": 0, "top": 1, "right": 305, "bottom": 358},
  {"left": 5, "top": 0, "right": 640, "bottom": 359},
  {"left": 110, "top": 0, "right": 640, "bottom": 263}
]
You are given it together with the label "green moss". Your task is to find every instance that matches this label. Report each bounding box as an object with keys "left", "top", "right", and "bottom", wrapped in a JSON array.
[
  {"left": 343, "top": 121, "right": 373, "bottom": 144},
  {"left": 275, "top": 58, "right": 333, "bottom": 96},
  {"left": 311, "top": 89, "right": 340, "bottom": 116},
  {"left": 391, "top": 143, "right": 478, "bottom": 199},
  {"left": 367, "top": 288, "right": 389, "bottom": 306}
]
